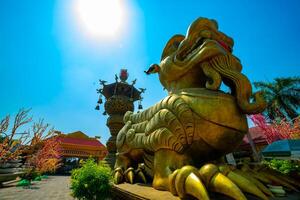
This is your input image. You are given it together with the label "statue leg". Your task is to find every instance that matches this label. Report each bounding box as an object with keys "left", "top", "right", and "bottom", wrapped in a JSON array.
[
  {"left": 114, "top": 120, "right": 147, "bottom": 184},
  {"left": 152, "top": 149, "right": 192, "bottom": 191}
]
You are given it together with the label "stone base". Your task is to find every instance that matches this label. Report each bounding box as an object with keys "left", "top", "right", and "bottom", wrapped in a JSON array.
[
  {"left": 0, "top": 172, "right": 23, "bottom": 183},
  {"left": 111, "top": 183, "right": 238, "bottom": 200},
  {"left": 112, "top": 183, "right": 179, "bottom": 200},
  {"left": 112, "top": 183, "right": 300, "bottom": 200}
]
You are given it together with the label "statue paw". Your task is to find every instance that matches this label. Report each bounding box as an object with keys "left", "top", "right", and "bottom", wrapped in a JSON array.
[
  {"left": 168, "top": 164, "right": 271, "bottom": 200},
  {"left": 113, "top": 163, "right": 147, "bottom": 185},
  {"left": 164, "top": 163, "right": 300, "bottom": 200}
]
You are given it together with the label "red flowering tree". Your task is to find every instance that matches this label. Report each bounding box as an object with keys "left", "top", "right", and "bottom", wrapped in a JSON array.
[
  {"left": 28, "top": 136, "right": 62, "bottom": 174},
  {"left": 24, "top": 119, "right": 62, "bottom": 174},
  {"left": 0, "top": 109, "right": 62, "bottom": 174},
  {"left": 0, "top": 109, "right": 32, "bottom": 163},
  {"left": 249, "top": 113, "right": 300, "bottom": 144}
]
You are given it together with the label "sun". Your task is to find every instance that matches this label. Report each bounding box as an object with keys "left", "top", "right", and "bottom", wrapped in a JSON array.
[{"left": 75, "top": 0, "right": 126, "bottom": 39}]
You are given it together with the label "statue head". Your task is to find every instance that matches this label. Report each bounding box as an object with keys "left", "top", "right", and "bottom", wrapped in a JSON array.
[{"left": 146, "top": 17, "right": 266, "bottom": 114}]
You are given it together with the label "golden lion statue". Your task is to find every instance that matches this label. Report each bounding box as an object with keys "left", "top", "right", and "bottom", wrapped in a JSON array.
[{"left": 113, "top": 18, "right": 299, "bottom": 200}]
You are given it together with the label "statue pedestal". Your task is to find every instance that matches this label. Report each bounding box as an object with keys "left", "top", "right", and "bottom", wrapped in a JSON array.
[
  {"left": 112, "top": 184, "right": 239, "bottom": 200},
  {"left": 112, "top": 183, "right": 179, "bottom": 200},
  {"left": 111, "top": 183, "right": 237, "bottom": 200},
  {"left": 112, "top": 183, "right": 300, "bottom": 200}
]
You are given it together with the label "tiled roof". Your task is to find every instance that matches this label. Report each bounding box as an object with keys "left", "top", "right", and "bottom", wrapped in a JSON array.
[{"left": 57, "top": 137, "right": 105, "bottom": 148}]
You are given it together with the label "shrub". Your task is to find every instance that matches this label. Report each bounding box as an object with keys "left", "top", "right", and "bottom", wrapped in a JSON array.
[
  {"left": 34, "top": 176, "right": 42, "bottom": 181},
  {"left": 70, "top": 159, "right": 112, "bottom": 200},
  {"left": 263, "top": 159, "right": 300, "bottom": 175},
  {"left": 16, "top": 179, "right": 31, "bottom": 187},
  {"left": 20, "top": 168, "right": 41, "bottom": 181},
  {"left": 41, "top": 175, "right": 49, "bottom": 179}
]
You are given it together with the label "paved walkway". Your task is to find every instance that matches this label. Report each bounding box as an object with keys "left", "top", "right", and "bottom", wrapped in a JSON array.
[{"left": 0, "top": 176, "right": 74, "bottom": 200}]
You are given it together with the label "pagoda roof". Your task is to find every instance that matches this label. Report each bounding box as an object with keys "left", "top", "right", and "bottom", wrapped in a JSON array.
[
  {"left": 56, "top": 131, "right": 105, "bottom": 148},
  {"left": 57, "top": 137, "right": 105, "bottom": 148},
  {"left": 102, "top": 82, "right": 141, "bottom": 101}
]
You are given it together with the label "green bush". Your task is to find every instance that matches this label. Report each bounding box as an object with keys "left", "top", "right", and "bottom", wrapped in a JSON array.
[
  {"left": 20, "top": 168, "right": 40, "bottom": 181},
  {"left": 16, "top": 179, "right": 31, "bottom": 187},
  {"left": 41, "top": 175, "right": 49, "bottom": 179},
  {"left": 33, "top": 176, "right": 42, "bottom": 181},
  {"left": 263, "top": 158, "right": 300, "bottom": 175},
  {"left": 70, "top": 159, "right": 112, "bottom": 200}
]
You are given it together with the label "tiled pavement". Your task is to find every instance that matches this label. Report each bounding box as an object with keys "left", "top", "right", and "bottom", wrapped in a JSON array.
[{"left": 0, "top": 176, "right": 74, "bottom": 200}]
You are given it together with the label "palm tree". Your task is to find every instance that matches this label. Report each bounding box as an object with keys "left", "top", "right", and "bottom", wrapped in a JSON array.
[{"left": 253, "top": 77, "right": 300, "bottom": 121}]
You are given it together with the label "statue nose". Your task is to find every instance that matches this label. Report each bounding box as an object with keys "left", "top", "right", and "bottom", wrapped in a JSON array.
[{"left": 144, "top": 64, "right": 159, "bottom": 75}]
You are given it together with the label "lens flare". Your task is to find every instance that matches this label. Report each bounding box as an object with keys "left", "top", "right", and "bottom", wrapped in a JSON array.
[{"left": 75, "top": 0, "right": 126, "bottom": 39}]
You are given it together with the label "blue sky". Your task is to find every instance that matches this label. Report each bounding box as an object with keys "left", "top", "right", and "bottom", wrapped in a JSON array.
[{"left": 0, "top": 0, "right": 300, "bottom": 143}]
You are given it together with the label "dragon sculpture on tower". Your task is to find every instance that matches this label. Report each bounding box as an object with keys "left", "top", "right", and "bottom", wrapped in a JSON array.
[{"left": 113, "top": 18, "right": 299, "bottom": 200}]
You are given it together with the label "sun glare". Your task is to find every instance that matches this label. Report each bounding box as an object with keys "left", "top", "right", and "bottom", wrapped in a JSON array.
[{"left": 75, "top": 0, "right": 126, "bottom": 39}]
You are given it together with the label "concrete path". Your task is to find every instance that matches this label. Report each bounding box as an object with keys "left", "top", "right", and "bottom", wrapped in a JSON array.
[{"left": 0, "top": 176, "right": 74, "bottom": 200}]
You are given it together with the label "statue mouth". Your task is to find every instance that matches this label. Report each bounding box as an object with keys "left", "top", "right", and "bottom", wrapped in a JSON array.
[{"left": 176, "top": 37, "right": 206, "bottom": 61}]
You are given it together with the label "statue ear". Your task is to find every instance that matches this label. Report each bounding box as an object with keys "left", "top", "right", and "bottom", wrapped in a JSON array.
[
  {"left": 144, "top": 64, "right": 160, "bottom": 75},
  {"left": 210, "top": 19, "right": 218, "bottom": 30}
]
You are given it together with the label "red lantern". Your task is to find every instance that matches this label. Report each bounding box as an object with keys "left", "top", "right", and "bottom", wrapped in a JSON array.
[{"left": 119, "top": 69, "right": 128, "bottom": 82}]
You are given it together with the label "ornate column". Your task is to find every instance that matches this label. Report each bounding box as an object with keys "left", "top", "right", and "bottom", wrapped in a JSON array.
[{"left": 95, "top": 69, "right": 145, "bottom": 168}]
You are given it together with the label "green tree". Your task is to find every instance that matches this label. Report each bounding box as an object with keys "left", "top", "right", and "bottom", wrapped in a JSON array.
[{"left": 253, "top": 77, "right": 300, "bottom": 121}]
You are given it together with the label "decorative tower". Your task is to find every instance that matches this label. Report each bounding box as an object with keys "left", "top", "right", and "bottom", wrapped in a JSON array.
[{"left": 95, "top": 69, "right": 145, "bottom": 168}]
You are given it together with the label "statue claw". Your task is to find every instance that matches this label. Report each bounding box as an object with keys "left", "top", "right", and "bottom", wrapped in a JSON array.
[
  {"left": 137, "top": 171, "right": 147, "bottom": 184},
  {"left": 125, "top": 167, "right": 135, "bottom": 184},
  {"left": 136, "top": 164, "right": 147, "bottom": 184},
  {"left": 234, "top": 169, "right": 274, "bottom": 197},
  {"left": 185, "top": 172, "right": 210, "bottom": 200},
  {"left": 218, "top": 165, "right": 269, "bottom": 200},
  {"left": 169, "top": 166, "right": 210, "bottom": 200},
  {"left": 199, "top": 164, "right": 247, "bottom": 200},
  {"left": 114, "top": 167, "right": 124, "bottom": 184}
]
